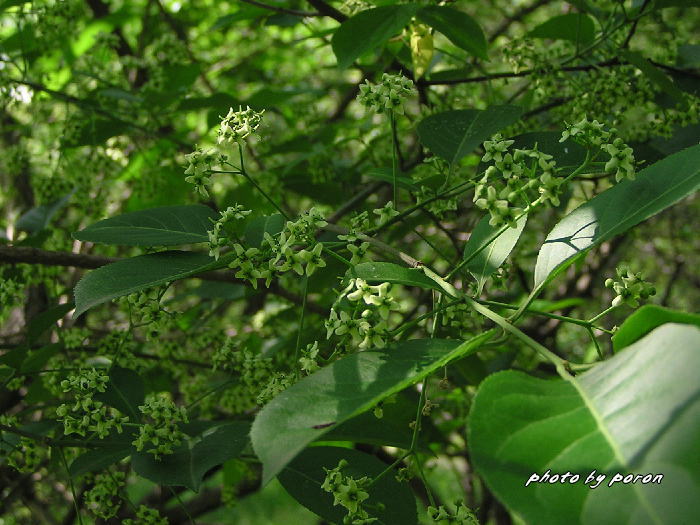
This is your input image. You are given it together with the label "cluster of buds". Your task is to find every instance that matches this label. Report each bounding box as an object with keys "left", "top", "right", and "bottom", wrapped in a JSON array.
[
  {"left": 427, "top": 502, "right": 479, "bottom": 525},
  {"left": 84, "top": 472, "right": 125, "bottom": 519},
  {"left": 325, "top": 279, "right": 399, "bottom": 350},
  {"left": 475, "top": 134, "right": 561, "bottom": 228},
  {"left": 357, "top": 73, "right": 415, "bottom": 115},
  {"left": 184, "top": 146, "right": 218, "bottom": 197},
  {"left": 208, "top": 204, "right": 252, "bottom": 260},
  {"left": 56, "top": 369, "right": 128, "bottom": 438},
  {"left": 560, "top": 117, "right": 636, "bottom": 182},
  {"left": 123, "top": 505, "right": 168, "bottom": 525},
  {"left": 226, "top": 208, "right": 328, "bottom": 288},
  {"left": 605, "top": 267, "right": 656, "bottom": 308},
  {"left": 321, "top": 460, "right": 376, "bottom": 524},
  {"left": 132, "top": 394, "right": 188, "bottom": 459},
  {"left": 217, "top": 105, "right": 264, "bottom": 145}
]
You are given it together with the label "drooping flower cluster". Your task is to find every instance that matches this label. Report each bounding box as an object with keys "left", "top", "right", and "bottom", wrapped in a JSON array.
[
  {"left": 357, "top": 73, "right": 415, "bottom": 115},
  {"left": 560, "top": 117, "right": 636, "bottom": 182},
  {"left": 132, "top": 394, "right": 188, "bottom": 460},
  {"left": 84, "top": 472, "right": 126, "bottom": 519},
  {"left": 427, "top": 501, "right": 480, "bottom": 525},
  {"left": 56, "top": 369, "right": 128, "bottom": 438},
  {"left": 325, "top": 279, "right": 399, "bottom": 351},
  {"left": 605, "top": 267, "right": 656, "bottom": 308},
  {"left": 217, "top": 105, "right": 264, "bottom": 145},
  {"left": 208, "top": 204, "right": 252, "bottom": 260},
  {"left": 321, "top": 460, "right": 376, "bottom": 524},
  {"left": 475, "top": 134, "right": 561, "bottom": 228},
  {"left": 225, "top": 208, "right": 328, "bottom": 288}
]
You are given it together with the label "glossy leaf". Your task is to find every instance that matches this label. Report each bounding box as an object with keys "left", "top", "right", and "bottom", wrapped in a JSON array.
[
  {"left": 469, "top": 323, "right": 700, "bottom": 524},
  {"left": 73, "top": 251, "right": 230, "bottom": 317},
  {"left": 73, "top": 205, "right": 217, "bottom": 246},
  {"left": 417, "top": 6, "right": 487, "bottom": 60},
  {"left": 278, "top": 446, "right": 417, "bottom": 525},
  {"left": 352, "top": 261, "right": 440, "bottom": 291},
  {"left": 251, "top": 333, "right": 492, "bottom": 484},
  {"left": 417, "top": 106, "right": 523, "bottom": 165},
  {"left": 131, "top": 422, "right": 250, "bottom": 491},
  {"left": 612, "top": 305, "right": 700, "bottom": 352},
  {"left": 331, "top": 5, "right": 419, "bottom": 69},
  {"left": 534, "top": 144, "right": 700, "bottom": 288},
  {"left": 528, "top": 13, "right": 595, "bottom": 44},
  {"left": 463, "top": 213, "right": 527, "bottom": 295}
]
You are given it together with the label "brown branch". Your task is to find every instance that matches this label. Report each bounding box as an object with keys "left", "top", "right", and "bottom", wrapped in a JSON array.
[{"left": 305, "top": 0, "right": 347, "bottom": 22}]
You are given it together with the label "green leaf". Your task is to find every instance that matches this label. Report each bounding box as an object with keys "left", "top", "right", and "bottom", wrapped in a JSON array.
[
  {"left": 534, "top": 145, "right": 700, "bottom": 288},
  {"left": 69, "top": 446, "right": 131, "bottom": 477},
  {"left": 244, "top": 213, "right": 285, "bottom": 248},
  {"left": 251, "top": 333, "right": 492, "bottom": 484},
  {"left": 463, "top": 213, "right": 527, "bottom": 295},
  {"left": 331, "top": 5, "right": 419, "bottom": 69},
  {"left": 417, "top": 6, "right": 487, "bottom": 60},
  {"left": 364, "top": 168, "right": 418, "bottom": 190},
  {"left": 20, "top": 343, "right": 61, "bottom": 374},
  {"left": 528, "top": 13, "right": 595, "bottom": 45},
  {"left": 416, "top": 106, "right": 523, "bottom": 165},
  {"left": 73, "top": 251, "right": 229, "bottom": 317},
  {"left": 352, "top": 262, "right": 441, "bottom": 291},
  {"left": 16, "top": 193, "right": 72, "bottom": 233},
  {"left": 278, "top": 446, "right": 417, "bottom": 525},
  {"left": 613, "top": 305, "right": 700, "bottom": 352},
  {"left": 26, "top": 303, "right": 74, "bottom": 344},
  {"left": 468, "top": 323, "right": 700, "bottom": 524},
  {"left": 73, "top": 205, "right": 218, "bottom": 246},
  {"left": 131, "top": 422, "right": 250, "bottom": 492},
  {"left": 95, "top": 366, "right": 145, "bottom": 422}
]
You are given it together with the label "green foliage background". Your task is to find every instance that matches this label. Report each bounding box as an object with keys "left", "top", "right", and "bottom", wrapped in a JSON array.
[{"left": 0, "top": 0, "right": 699, "bottom": 524}]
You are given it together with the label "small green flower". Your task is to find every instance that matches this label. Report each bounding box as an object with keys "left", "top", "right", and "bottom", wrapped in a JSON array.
[{"left": 217, "top": 105, "right": 264, "bottom": 144}]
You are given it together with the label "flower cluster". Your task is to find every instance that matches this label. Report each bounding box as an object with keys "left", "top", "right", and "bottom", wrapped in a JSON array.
[
  {"left": 184, "top": 146, "right": 217, "bottom": 197},
  {"left": 372, "top": 201, "right": 399, "bottom": 226},
  {"left": 125, "top": 288, "right": 171, "bottom": 340},
  {"left": 560, "top": 117, "right": 636, "bottom": 182},
  {"left": 321, "top": 460, "right": 376, "bottom": 524},
  {"left": 325, "top": 279, "right": 399, "bottom": 350},
  {"left": 227, "top": 208, "right": 328, "bottom": 288},
  {"left": 475, "top": 134, "right": 561, "bottom": 228},
  {"left": 217, "top": 105, "right": 264, "bottom": 145},
  {"left": 208, "top": 204, "right": 252, "bottom": 260},
  {"left": 427, "top": 502, "right": 480, "bottom": 525},
  {"left": 56, "top": 369, "right": 128, "bottom": 438},
  {"left": 123, "top": 505, "right": 169, "bottom": 525},
  {"left": 605, "top": 267, "right": 656, "bottom": 308},
  {"left": 5, "top": 437, "right": 42, "bottom": 473},
  {"left": 132, "top": 394, "right": 188, "bottom": 459},
  {"left": 84, "top": 472, "right": 125, "bottom": 519},
  {"left": 357, "top": 73, "right": 415, "bottom": 115},
  {"left": 299, "top": 341, "right": 321, "bottom": 374}
]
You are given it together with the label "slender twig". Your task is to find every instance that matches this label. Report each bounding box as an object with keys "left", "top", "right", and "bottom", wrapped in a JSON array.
[{"left": 239, "top": 0, "right": 322, "bottom": 17}]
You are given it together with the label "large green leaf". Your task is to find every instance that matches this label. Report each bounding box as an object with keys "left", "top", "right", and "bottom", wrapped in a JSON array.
[
  {"left": 244, "top": 213, "right": 285, "bottom": 248},
  {"left": 528, "top": 13, "right": 595, "bottom": 45},
  {"left": 16, "top": 193, "right": 72, "bottom": 233},
  {"left": 131, "top": 422, "right": 250, "bottom": 492},
  {"left": 69, "top": 446, "right": 132, "bottom": 477},
  {"left": 417, "top": 106, "right": 523, "bottom": 165},
  {"left": 352, "top": 261, "right": 440, "bottom": 291},
  {"left": 417, "top": 6, "right": 487, "bottom": 60},
  {"left": 251, "top": 333, "right": 492, "bottom": 484},
  {"left": 534, "top": 145, "right": 700, "bottom": 288},
  {"left": 73, "top": 205, "right": 217, "bottom": 246},
  {"left": 73, "top": 251, "right": 230, "bottom": 317},
  {"left": 468, "top": 323, "right": 700, "bottom": 525},
  {"left": 331, "top": 5, "right": 419, "bottom": 69},
  {"left": 463, "top": 213, "right": 527, "bottom": 295},
  {"left": 278, "top": 446, "right": 417, "bottom": 525},
  {"left": 612, "top": 305, "right": 700, "bottom": 352}
]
